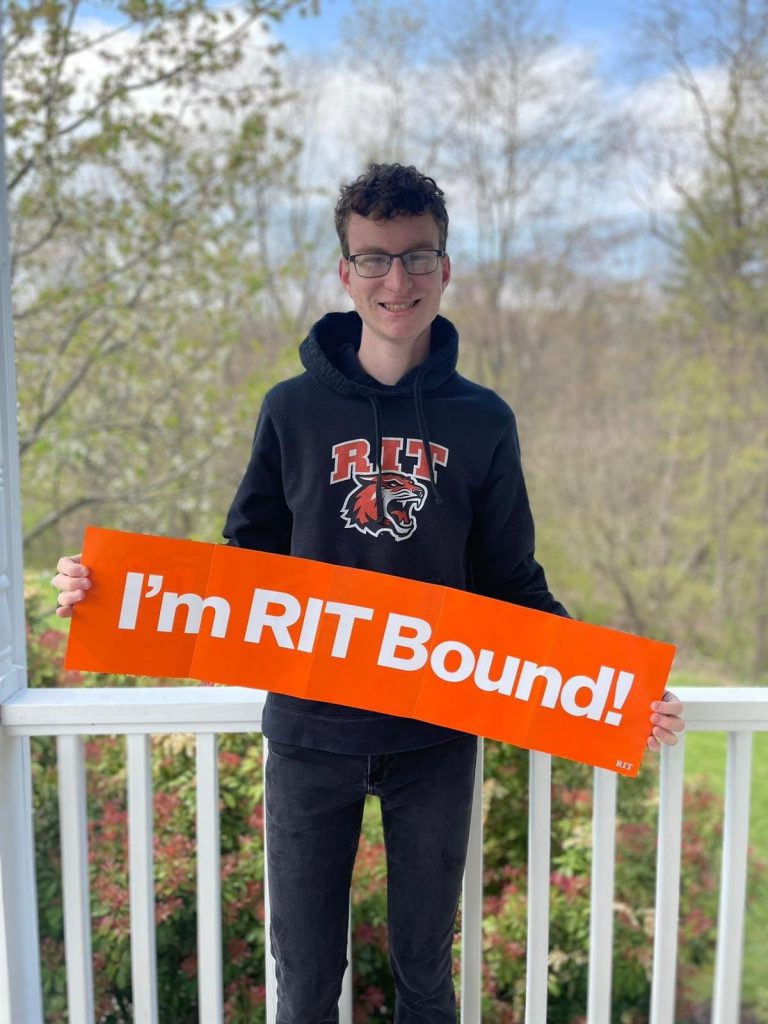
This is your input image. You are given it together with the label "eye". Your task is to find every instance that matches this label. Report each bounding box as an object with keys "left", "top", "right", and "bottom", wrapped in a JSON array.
[
  {"left": 357, "top": 254, "right": 389, "bottom": 270},
  {"left": 407, "top": 251, "right": 433, "bottom": 268}
]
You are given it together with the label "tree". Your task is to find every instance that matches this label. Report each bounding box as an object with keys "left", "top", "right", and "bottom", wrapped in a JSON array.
[
  {"left": 7, "top": 0, "right": 316, "bottom": 557},
  {"left": 336, "top": 0, "right": 431, "bottom": 164},
  {"left": 628, "top": 0, "right": 768, "bottom": 673},
  {"left": 532, "top": 0, "right": 768, "bottom": 674},
  {"left": 425, "top": 0, "right": 623, "bottom": 391}
]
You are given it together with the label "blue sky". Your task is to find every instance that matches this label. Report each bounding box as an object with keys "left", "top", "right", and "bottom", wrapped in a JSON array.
[
  {"left": 273, "top": 0, "right": 635, "bottom": 60},
  {"left": 73, "top": 1, "right": 652, "bottom": 83}
]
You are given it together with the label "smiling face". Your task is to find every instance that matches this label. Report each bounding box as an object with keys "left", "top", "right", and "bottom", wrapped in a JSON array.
[{"left": 339, "top": 212, "right": 451, "bottom": 358}]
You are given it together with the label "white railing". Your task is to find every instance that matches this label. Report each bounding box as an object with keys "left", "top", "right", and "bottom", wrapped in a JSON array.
[{"left": 0, "top": 684, "right": 766, "bottom": 1024}]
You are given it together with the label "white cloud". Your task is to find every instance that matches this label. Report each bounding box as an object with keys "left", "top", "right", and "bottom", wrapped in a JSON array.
[{"left": 615, "top": 65, "right": 730, "bottom": 215}]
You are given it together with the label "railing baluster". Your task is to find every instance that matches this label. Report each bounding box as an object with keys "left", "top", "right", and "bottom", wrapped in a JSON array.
[
  {"left": 712, "top": 731, "right": 753, "bottom": 1024},
  {"left": 587, "top": 767, "right": 618, "bottom": 1024},
  {"left": 57, "top": 735, "right": 94, "bottom": 1024},
  {"left": 196, "top": 733, "right": 223, "bottom": 1024},
  {"left": 0, "top": 732, "right": 44, "bottom": 1024},
  {"left": 461, "top": 737, "right": 484, "bottom": 1022},
  {"left": 339, "top": 908, "right": 353, "bottom": 1024},
  {"left": 127, "top": 734, "right": 159, "bottom": 1024},
  {"left": 525, "top": 751, "right": 552, "bottom": 1024},
  {"left": 262, "top": 739, "right": 278, "bottom": 1024},
  {"left": 649, "top": 737, "right": 685, "bottom": 1024}
]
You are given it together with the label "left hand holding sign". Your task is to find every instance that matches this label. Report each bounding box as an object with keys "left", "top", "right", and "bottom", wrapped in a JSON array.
[{"left": 53, "top": 554, "right": 90, "bottom": 617}]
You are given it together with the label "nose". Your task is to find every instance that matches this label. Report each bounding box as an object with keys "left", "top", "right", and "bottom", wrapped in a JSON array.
[{"left": 385, "top": 256, "right": 413, "bottom": 289}]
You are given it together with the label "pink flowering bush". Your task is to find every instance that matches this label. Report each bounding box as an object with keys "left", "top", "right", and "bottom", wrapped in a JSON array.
[
  {"left": 348, "top": 742, "right": 748, "bottom": 1024},
  {"left": 34, "top": 724, "right": 269, "bottom": 1022},
  {"left": 27, "top": 589, "right": 269, "bottom": 1024}
]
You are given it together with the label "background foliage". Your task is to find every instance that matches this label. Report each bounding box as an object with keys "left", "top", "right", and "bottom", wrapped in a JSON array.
[{"left": 10, "top": 0, "right": 768, "bottom": 679}]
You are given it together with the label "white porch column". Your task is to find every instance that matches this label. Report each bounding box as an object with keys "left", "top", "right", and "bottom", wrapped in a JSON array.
[{"left": 0, "top": 0, "right": 44, "bottom": 1017}]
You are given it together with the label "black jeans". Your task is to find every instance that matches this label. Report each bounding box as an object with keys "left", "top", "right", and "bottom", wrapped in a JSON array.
[{"left": 265, "top": 734, "right": 478, "bottom": 1024}]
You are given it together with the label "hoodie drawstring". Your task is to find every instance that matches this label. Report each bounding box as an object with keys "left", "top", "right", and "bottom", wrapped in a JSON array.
[
  {"left": 414, "top": 369, "right": 443, "bottom": 506},
  {"left": 368, "top": 371, "right": 443, "bottom": 523},
  {"left": 368, "top": 395, "right": 385, "bottom": 524}
]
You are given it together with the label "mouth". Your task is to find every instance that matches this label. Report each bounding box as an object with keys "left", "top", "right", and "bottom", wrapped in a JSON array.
[
  {"left": 390, "top": 503, "right": 413, "bottom": 525},
  {"left": 384, "top": 492, "right": 424, "bottom": 534},
  {"left": 388, "top": 501, "right": 415, "bottom": 533},
  {"left": 380, "top": 300, "right": 419, "bottom": 312}
]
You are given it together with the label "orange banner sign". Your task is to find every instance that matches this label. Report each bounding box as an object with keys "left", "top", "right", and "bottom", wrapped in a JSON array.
[{"left": 65, "top": 526, "right": 676, "bottom": 775}]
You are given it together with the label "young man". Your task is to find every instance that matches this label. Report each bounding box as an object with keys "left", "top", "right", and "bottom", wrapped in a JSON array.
[{"left": 54, "top": 164, "right": 684, "bottom": 1024}]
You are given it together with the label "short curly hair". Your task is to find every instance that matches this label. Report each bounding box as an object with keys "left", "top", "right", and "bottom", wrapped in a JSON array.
[{"left": 335, "top": 163, "right": 449, "bottom": 258}]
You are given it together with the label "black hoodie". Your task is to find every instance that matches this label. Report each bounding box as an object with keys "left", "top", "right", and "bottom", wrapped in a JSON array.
[{"left": 223, "top": 310, "right": 568, "bottom": 753}]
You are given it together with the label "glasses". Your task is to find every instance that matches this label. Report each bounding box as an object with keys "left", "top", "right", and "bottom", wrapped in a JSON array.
[{"left": 347, "top": 249, "right": 445, "bottom": 278}]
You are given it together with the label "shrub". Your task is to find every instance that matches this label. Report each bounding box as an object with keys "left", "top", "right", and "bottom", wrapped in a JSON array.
[
  {"left": 27, "top": 587, "right": 268, "bottom": 1024},
  {"left": 348, "top": 742, "right": 737, "bottom": 1024}
]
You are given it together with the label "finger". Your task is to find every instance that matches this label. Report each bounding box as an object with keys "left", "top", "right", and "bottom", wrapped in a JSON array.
[
  {"left": 651, "top": 698, "right": 684, "bottom": 715},
  {"left": 646, "top": 734, "right": 661, "bottom": 752},
  {"left": 651, "top": 711, "right": 685, "bottom": 733},
  {"left": 55, "top": 553, "right": 89, "bottom": 577},
  {"left": 651, "top": 724, "right": 680, "bottom": 747},
  {"left": 55, "top": 604, "right": 74, "bottom": 619},
  {"left": 56, "top": 588, "right": 88, "bottom": 610},
  {"left": 52, "top": 574, "right": 92, "bottom": 594}
]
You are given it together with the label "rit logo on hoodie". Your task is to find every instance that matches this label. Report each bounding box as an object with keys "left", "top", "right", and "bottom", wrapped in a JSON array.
[{"left": 330, "top": 437, "right": 449, "bottom": 541}]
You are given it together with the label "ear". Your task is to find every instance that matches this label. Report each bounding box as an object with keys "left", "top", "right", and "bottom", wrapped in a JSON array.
[
  {"left": 441, "top": 253, "right": 451, "bottom": 291},
  {"left": 339, "top": 256, "right": 353, "bottom": 294}
]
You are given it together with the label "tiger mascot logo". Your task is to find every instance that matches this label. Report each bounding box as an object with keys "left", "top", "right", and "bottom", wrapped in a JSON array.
[{"left": 341, "top": 472, "right": 428, "bottom": 540}]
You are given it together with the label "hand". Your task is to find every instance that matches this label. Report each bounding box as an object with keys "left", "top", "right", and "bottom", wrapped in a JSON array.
[
  {"left": 51, "top": 554, "right": 91, "bottom": 618},
  {"left": 647, "top": 690, "right": 684, "bottom": 751}
]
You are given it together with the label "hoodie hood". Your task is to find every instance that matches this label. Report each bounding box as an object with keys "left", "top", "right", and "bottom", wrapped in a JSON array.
[
  {"left": 299, "top": 310, "right": 459, "bottom": 398},
  {"left": 298, "top": 310, "right": 457, "bottom": 512}
]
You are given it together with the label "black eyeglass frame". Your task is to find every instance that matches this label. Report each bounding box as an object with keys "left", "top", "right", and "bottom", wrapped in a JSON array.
[{"left": 346, "top": 248, "right": 446, "bottom": 278}]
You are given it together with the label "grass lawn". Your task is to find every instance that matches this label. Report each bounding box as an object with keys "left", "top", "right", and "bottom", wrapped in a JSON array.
[{"left": 672, "top": 671, "right": 768, "bottom": 1022}]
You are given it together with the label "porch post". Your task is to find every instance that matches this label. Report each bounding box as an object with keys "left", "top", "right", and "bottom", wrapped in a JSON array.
[{"left": 0, "top": 0, "right": 44, "bottom": 1017}]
